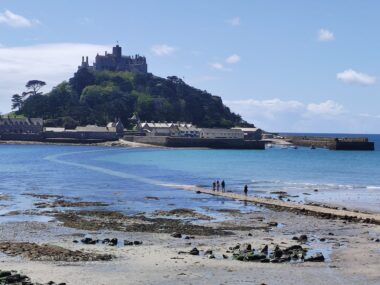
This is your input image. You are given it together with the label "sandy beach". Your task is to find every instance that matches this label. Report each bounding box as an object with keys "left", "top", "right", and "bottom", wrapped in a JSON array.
[{"left": 1, "top": 186, "right": 379, "bottom": 285}]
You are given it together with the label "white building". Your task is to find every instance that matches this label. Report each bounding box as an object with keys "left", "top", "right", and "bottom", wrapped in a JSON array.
[{"left": 200, "top": 128, "right": 244, "bottom": 139}]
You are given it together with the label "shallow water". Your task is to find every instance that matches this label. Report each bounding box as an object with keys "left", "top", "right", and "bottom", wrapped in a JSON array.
[{"left": 0, "top": 138, "right": 379, "bottom": 223}]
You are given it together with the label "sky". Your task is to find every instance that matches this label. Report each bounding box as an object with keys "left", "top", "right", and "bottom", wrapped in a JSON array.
[{"left": 0, "top": 0, "right": 379, "bottom": 133}]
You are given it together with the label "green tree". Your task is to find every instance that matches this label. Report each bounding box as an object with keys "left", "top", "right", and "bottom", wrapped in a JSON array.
[
  {"left": 11, "top": 94, "right": 23, "bottom": 111},
  {"left": 23, "top": 80, "right": 46, "bottom": 98}
]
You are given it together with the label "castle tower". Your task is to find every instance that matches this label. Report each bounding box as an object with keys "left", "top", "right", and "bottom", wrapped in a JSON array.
[{"left": 112, "top": 45, "right": 122, "bottom": 58}]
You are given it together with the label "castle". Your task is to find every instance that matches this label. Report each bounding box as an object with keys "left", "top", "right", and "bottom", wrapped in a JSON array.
[{"left": 78, "top": 45, "right": 147, "bottom": 73}]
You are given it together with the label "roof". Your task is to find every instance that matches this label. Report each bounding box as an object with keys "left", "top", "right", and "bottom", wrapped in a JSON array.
[
  {"left": 232, "top": 127, "right": 261, "bottom": 132},
  {"left": 201, "top": 128, "right": 243, "bottom": 133},
  {"left": 45, "top": 127, "right": 65, "bottom": 132},
  {"left": 75, "top": 125, "right": 116, "bottom": 132},
  {"left": 0, "top": 117, "right": 43, "bottom": 126}
]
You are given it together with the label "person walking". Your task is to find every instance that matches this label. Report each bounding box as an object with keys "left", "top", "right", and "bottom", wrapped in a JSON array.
[
  {"left": 221, "top": 180, "right": 225, "bottom": 192},
  {"left": 244, "top": 184, "right": 248, "bottom": 196},
  {"left": 212, "top": 181, "right": 216, "bottom": 191},
  {"left": 216, "top": 180, "right": 220, "bottom": 191}
]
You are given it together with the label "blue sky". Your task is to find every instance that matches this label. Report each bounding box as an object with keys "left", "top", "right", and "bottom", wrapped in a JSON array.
[{"left": 0, "top": 0, "right": 379, "bottom": 133}]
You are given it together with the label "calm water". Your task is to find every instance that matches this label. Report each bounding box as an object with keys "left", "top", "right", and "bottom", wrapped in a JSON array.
[{"left": 0, "top": 134, "right": 379, "bottom": 222}]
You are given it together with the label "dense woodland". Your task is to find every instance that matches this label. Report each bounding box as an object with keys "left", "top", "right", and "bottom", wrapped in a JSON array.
[{"left": 13, "top": 69, "right": 252, "bottom": 129}]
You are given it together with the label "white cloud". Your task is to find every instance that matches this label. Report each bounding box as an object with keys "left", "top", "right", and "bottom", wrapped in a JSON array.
[
  {"left": 151, "top": 44, "right": 176, "bottom": 56},
  {"left": 211, "top": 62, "right": 225, "bottom": 70},
  {"left": 0, "top": 10, "right": 38, "bottom": 28},
  {"left": 336, "top": 69, "right": 376, "bottom": 86},
  {"left": 318, "top": 29, "right": 335, "bottom": 41},
  {"left": 227, "top": 17, "right": 240, "bottom": 26},
  {"left": 306, "top": 100, "right": 344, "bottom": 115},
  {"left": 225, "top": 54, "right": 240, "bottom": 64},
  {"left": 225, "top": 98, "right": 352, "bottom": 132},
  {"left": 0, "top": 43, "right": 111, "bottom": 113}
]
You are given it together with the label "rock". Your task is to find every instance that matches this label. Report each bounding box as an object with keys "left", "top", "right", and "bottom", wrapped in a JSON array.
[
  {"left": 242, "top": 243, "right": 252, "bottom": 251},
  {"left": 171, "top": 232, "right": 182, "bottom": 238},
  {"left": 272, "top": 245, "right": 283, "bottom": 258},
  {"left": 260, "top": 245, "right": 268, "bottom": 254},
  {"left": 109, "top": 238, "right": 118, "bottom": 246},
  {"left": 283, "top": 245, "right": 303, "bottom": 254},
  {"left": 245, "top": 252, "right": 266, "bottom": 261},
  {"left": 0, "top": 271, "right": 12, "bottom": 278},
  {"left": 189, "top": 247, "right": 199, "bottom": 255},
  {"left": 320, "top": 238, "right": 326, "bottom": 242},
  {"left": 305, "top": 252, "right": 325, "bottom": 262},
  {"left": 72, "top": 240, "right": 79, "bottom": 243},
  {"left": 124, "top": 240, "right": 133, "bottom": 246},
  {"left": 375, "top": 239, "right": 380, "bottom": 242},
  {"left": 204, "top": 249, "right": 213, "bottom": 255},
  {"left": 196, "top": 191, "right": 201, "bottom": 194},
  {"left": 268, "top": 221, "right": 278, "bottom": 227},
  {"left": 81, "top": 237, "right": 96, "bottom": 245},
  {"left": 260, "top": 258, "right": 270, "bottom": 263},
  {"left": 292, "top": 236, "right": 299, "bottom": 241},
  {"left": 328, "top": 232, "right": 334, "bottom": 236},
  {"left": 232, "top": 244, "right": 240, "bottom": 250},
  {"left": 314, "top": 189, "right": 318, "bottom": 192},
  {"left": 248, "top": 233, "right": 252, "bottom": 236},
  {"left": 299, "top": 234, "right": 308, "bottom": 243},
  {"left": 208, "top": 254, "right": 215, "bottom": 259},
  {"left": 133, "top": 241, "right": 143, "bottom": 245},
  {"left": 222, "top": 254, "right": 228, "bottom": 259}
]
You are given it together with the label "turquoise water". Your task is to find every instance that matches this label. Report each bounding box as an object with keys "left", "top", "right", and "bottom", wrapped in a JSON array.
[{"left": 0, "top": 136, "right": 379, "bottom": 222}]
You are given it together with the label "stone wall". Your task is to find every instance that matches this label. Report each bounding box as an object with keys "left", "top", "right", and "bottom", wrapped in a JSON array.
[{"left": 124, "top": 136, "right": 265, "bottom": 149}]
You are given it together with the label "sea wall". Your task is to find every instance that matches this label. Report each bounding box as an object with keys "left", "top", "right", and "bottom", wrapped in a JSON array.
[
  {"left": 286, "top": 136, "right": 375, "bottom": 151},
  {"left": 124, "top": 136, "right": 265, "bottom": 149}
]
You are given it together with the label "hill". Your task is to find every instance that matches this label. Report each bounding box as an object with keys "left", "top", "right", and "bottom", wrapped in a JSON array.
[{"left": 16, "top": 69, "right": 253, "bottom": 129}]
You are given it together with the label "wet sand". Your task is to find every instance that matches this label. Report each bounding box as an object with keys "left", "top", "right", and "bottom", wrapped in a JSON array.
[{"left": 0, "top": 190, "right": 380, "bottom": 285}]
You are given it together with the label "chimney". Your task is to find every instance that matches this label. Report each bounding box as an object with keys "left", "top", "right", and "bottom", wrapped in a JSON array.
[
  {"left": 82, "top": 56, "right": 84, "bottom": 63},
  {"left": 86, "top": 56, "right": 88, "bottom": 64}
]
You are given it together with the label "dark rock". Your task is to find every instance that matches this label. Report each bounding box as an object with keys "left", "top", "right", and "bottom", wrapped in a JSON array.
[
  {"left": 189, "top": 247, "right": 199, "bottom": 255},
  {"left": 314, "top": 189, "right": 318, "bottom": 192},
  {"left": 320, "top": 238, "right": 326, "bottom": 242},
  {"left": 204, "top": 249, "right": 213, "bottom": 255},
  {"left": 81, "top": 237, "right": 96, "bottom": 245},
  {"left": 109, "top": 238, "right": 118, "bottom": 246},
  {"left": 171, "top": 232, "right": 182, "bottom": 238},
  {"left": 248, "top": 233, "right": 252, "bottom": 236},
  {"left": 260, "top": 245, "right": 268, "bottom": 254},
  {"left": 72, "top": 240, "right": 79, "bottom": 243},
  {"left": 268, "top": 221, "right": 278, "bottom": 227},
  {"left": 305, "top": 252, "right": 325, "bottom": 262},
  {"left": 292, "top": 236, "right": 299, "bottom": 241},
  {"left": 196, "top": 191, "right": 201, "bottom": 194},
  {"left": 208, "top": 254, "right": 215, "bottom": 259},
  {"left": 242, "top": 243, "right": 252, "bottom": 251},
  {"left": 222, "top": 254, "right": 228, "bottom": 259},
  {"left": 260, "top": 258, "right": 270, "bottom": 263},
  {"left": 272, "top": 245, "right": 283, "bottom": 258},
  {"left": 133, "top": 241, "right": 143, "bottom": 245},
  {"left": 328, "top": 232, "right": 334, "bottom": 236},
  {"left": 375, "top": 239, "right": 380, "bottom": 242},
  {"left": 124, "top": 240, "right": 133, "bottom": 246},
  {"left": 298, "top": 234, "right": 308, "bottom": 243},
  {"left": 0, "top": 271, "right": 12, "bottom": 278}
]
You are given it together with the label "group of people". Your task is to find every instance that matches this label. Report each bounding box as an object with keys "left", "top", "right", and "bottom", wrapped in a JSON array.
[
  {"left": 212, "top": 180, "right": 249, "bottom": 196},
  {"left": 212, "top": 180, "right": 226, "bottom": 192}
]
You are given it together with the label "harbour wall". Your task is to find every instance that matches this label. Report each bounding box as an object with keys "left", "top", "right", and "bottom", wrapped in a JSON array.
[
  {"left": 286, "top": 136, "right": 375, "bottom": 151},
  {"left": 123, "top": 136, "right": 266, "bottom": 149}
]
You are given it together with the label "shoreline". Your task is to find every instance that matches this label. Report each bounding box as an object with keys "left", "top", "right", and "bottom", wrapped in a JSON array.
[
  {"left": 0, "top": 189, "right": 379, "bottom": 284},
  {"left": 163, "top": 183, "right": 380, "bottom": 223}
]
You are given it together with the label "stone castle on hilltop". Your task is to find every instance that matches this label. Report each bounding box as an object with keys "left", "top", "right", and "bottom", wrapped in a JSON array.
[{"left": 79, "top": 44, "right": 147, "bottom": 73}]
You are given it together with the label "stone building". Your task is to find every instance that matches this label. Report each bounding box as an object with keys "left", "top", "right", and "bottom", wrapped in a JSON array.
[
  {"left": 0, "top": 117, "right": 43, "bottom": 134},
  {"left": 232, "top": 127, "right": 263, "bottom": 140},
  {"left": 78, "top": 45, "right": 147, "bottom": 73},
  {"left": 200, "top": 128, "right": 244, "bottom": 139}
]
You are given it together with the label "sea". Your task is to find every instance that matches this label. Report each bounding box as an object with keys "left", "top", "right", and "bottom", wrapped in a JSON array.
[{"left": 0, "top": 133, "right": 379, "bottom": 222}]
